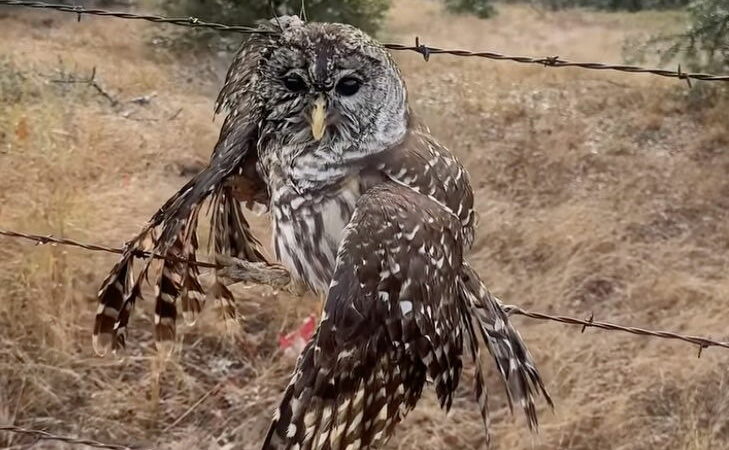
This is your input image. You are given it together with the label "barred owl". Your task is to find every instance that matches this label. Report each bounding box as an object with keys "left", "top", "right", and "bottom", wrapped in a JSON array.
[{"left": 93, "top": 15, "right": 551, "bottom": 448}]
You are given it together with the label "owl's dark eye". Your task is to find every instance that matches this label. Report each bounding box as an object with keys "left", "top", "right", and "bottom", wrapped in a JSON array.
[
  {"left": 283, "top": 74, "right": 306, "bottom": 92},
  {"left": 336, "top": 77, "right": 361, "bottom": 96}
]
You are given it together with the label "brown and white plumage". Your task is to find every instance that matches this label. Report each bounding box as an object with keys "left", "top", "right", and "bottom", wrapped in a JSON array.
[
  {"left": 92, "top": 19, "right": 274, "bottom": 355},
  {"left": 262, "top": 127, "right": 551, "bottom": 449},
  {"left": 93, "top": 15, "right": 551, "bottom": 448}
]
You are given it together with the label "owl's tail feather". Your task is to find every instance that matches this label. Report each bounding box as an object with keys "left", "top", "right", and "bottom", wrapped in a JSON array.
[
  {"left": 93, "top": 230, "right": 157, "bottom": 355},
  {"left": 93, "top": 33, "right": 270, "bottom": 354},
  {"left": 93, "top": 253, "right": 135, "bottom": 356},
  {"left": 177, "top": 206, "right": 205, "bottom": 326},
  {"left": 93, "top": 204, "right": 207, "bottom": 355},
  {"left": 151, "top": 225, "right": 203, "bottom": 351},
  {"left": 459, "top": 263, "right": 553, "bottom": 434},
  {"left": 207, "top": 185, "right": 265, "bottom": 326},
  {"left": 262, "top": 341, "right": 426, "bottom": 450}
]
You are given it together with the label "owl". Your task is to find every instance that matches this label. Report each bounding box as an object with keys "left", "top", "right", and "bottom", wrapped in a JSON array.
[{"left": 92, "top": 15, "right": 551, "bottom": 448}]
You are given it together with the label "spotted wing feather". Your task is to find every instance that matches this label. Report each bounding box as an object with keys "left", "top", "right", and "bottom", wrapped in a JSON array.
[
  {"left": 91, "top": 21, "right": 291, "bottom": 354},
  {"left": 263, "top": 183, "right": 465, "bottom": 449}
]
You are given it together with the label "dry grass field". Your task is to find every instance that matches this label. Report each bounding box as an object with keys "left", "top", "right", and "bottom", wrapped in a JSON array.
[{"left": 1, "top": 1, "right": 728, "bottom": 449}]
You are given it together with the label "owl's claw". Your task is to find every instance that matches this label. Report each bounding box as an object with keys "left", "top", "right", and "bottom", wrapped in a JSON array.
[{"left": 216, "top": 255, "right": 292, "bottom": 290}]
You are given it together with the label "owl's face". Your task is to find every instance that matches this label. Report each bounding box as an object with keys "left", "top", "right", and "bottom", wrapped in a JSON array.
[{"left": 256, "top": 19, "right": 408, "bottom": 157}]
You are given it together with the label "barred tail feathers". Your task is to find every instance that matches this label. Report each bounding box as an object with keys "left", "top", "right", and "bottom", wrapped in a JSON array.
[
  {"left": 207, "top": 185, "right": 267, "bottom": 328},
  {"left": 93, "top": 230, "right": 157, "bottom": 355},
  {"left": 93, "top": 253, "right": 134, "bottom": 356},
  {"left": 459, "top": 264, "right": 552, "bottom": 432},
  {"left": 179, "top": 209, "right": 205, "bottom": 325},
  {"left": 93, "top": 206, "right": 205, "bottom": 354}
]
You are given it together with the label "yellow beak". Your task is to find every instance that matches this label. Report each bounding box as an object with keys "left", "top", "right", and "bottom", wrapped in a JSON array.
[{"left": 310, "top": 95, "right": 327, "bottom": 141}]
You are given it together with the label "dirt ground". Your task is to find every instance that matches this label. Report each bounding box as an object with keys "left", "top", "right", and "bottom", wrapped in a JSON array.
[{"left": 1, "top": 1, "right": 728, "bottom": 449}]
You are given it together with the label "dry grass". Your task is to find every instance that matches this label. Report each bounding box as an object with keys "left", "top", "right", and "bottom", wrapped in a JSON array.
[{"left": 1, "top": 2, "right": 728, "bottom": 449}]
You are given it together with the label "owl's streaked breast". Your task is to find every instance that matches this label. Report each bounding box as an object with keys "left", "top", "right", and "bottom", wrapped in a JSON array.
[{"left": 270, "top": 176, "right": 362, "bottom": 294}]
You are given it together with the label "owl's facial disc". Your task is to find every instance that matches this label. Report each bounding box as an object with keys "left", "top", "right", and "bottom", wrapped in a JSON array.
[{"left": 259, "top": 22, "right": 408, "bottom": 153}]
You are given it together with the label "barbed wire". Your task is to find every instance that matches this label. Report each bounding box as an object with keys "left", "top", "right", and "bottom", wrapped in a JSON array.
[
  {"left": 0, "top": 228, "right": 218, "bottom": 268},
  {"left": 1, "top": 0, "right": 729, "bottom": 83},
  {"left": 0, "top": 425, "right": 135, "bottom": 449},
  {"left": 504, "top": 305, "right": 729, "bottom": 357},
  {"left": 386, "top": 41, "right": 729, "bottom": 83},
  {"left": 1, "top": 2, "right": 726, "bottom": 447},
  {"left": 2, "top": 227, "right": 729, "bottom": 355},
  {"left": 0, "top": 0, "right": 271, "bottom": 34}
]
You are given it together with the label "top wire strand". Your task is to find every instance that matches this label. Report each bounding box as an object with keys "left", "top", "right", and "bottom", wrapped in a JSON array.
[
  {"left": 1, "top": 0, "right": 728, "bottom": 83},
  {"left": 0, "top": 0, "right": 272, "bottom": 33}
]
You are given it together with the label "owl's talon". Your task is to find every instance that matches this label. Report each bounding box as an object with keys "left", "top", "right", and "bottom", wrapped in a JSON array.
[{"left": 216, "top": 255, "right": 291, "bottom": 289}]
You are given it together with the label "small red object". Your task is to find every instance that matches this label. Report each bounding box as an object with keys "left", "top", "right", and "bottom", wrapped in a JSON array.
[{"left": 279, "top": 314, "right": 317, "bottom": 354}]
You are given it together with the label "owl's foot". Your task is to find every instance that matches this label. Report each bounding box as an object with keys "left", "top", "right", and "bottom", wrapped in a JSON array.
[{"left": 215, "top": 255, "right": 294, "bottom": 291}]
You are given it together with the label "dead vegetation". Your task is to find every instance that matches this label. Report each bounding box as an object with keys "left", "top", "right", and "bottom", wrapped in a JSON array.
[{"left": 1, "top": 1, "right": 728, "bottom": 449}]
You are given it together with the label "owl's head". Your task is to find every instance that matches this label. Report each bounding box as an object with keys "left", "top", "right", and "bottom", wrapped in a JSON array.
[{"left": 251, "top": 17, "right": 408, "bottom": 155}]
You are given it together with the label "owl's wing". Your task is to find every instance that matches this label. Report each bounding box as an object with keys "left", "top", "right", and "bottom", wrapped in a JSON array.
[
  {"left": 92, "top": 24, "right": 281, "bottom": 355},
  {"left": 263, "top": 182, "right": 467, "bottom": 449}
]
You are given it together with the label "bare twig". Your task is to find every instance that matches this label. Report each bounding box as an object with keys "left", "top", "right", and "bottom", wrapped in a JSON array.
[
  {"left": 0, "top": 425, "right": 135, "bottom": 450},
  {"left": 162, "top": 379, "right": 229, "bottom": 432},
  {"left": 50, "top": 67, "right": 118, "bottom": 106},
  {"left": 2, "top": 0, "right": 728, "bottom": 83},
  {"left": 128, "top": 92, "right": 157, "bottom": 105},
  {"left": 167, "top": 107, "right": 183, "bottom": 120}
]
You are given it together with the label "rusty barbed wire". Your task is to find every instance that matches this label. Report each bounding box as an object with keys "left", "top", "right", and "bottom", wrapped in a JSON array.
[
  {"left": 0, "top": 0, "right": 272, "bottom": 34},
  {"left": 504, "top": 305, "right": 729, "bottom": 356},
  {"left": 385, "top": 40, "right": 729, "bottom": 83},
  {"left": 2, "top": 227, "right": 729, "bottom": 354},
  {"left": 1, "top": 0, "right": 729, "bottom": 83},
  {"left": 0, "top": 425, "right": 135, "bottom": 449},
  {"left": 0, "top": 228, "right": 217, "bottom": 268}
]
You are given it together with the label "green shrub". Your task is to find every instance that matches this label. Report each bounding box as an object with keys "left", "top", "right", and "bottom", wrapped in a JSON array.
[
  {"left": 443, "top": 0, "right": 495, "bottom": 18},
  {"left": 160, "top": 0, "right": 390, "bottom": 50},
  {"left": 630, "top": 0, "right": 728, "bottom": 72},
  {"left": 626, "top": 0, "right": 728, "bottom": 105}
]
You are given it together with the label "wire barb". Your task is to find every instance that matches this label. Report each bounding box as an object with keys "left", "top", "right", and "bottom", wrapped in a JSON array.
[
  {"left": 0, "top": 425, "right": 135, "bottom": 450},
  {"left": 382, "top": 43, "right": 729, "bottom": 82},
  {"left": 0, "top": 227, "right": 218, "bottom": 268},
  {"left": 414, "top": 36, "right": 430, "bottom": 62},
  {"left": 580, "top": 312, "right": 594, "bottom": 333},
  {"left": 1, "top": 0, "right": 729, "bottom": 83},
  {"left": 0, "top": 0, "right": 272, "bottom": 34},
  {"left": 504, "top": 305, "right": 729, "bottom": 356},
  {"left": 2, "top": 227, "right": 728, "bottom": 355}
]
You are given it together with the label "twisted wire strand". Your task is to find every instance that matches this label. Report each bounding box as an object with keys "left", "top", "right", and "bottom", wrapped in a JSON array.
[
  {"left": 0, "top": 0, "right": 272, "bottom": 33},
  {"left": 0, "top": 228, "right": 218, "bottom": 268},
  {"left": 383, "top": 42, "right": 729, "bottom": 82},
  {"left": 504, "top": 305, "right": 729, "bottom": 355},
  {"left": 1, "top": 0, "right": 728, "bottom": 83},
  {"left": 2, "top": 227, "right": 729, "bottom": 354},
  {"left": 1, "top": 1, "right": 726, "bottom": 445},
  {"left": 0, "top": 425, "right": 135, "bottom": 449}
]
